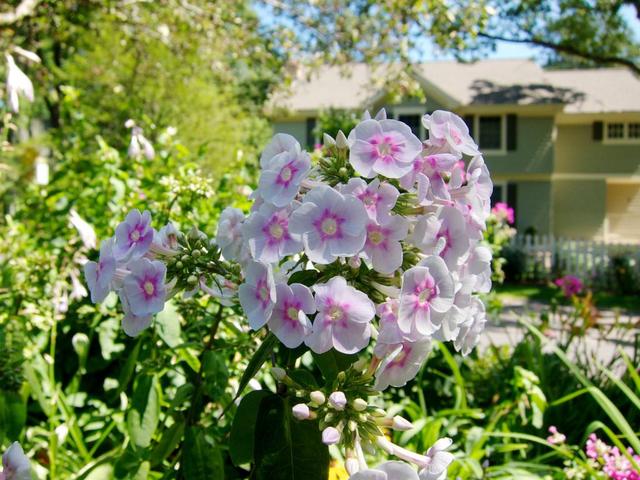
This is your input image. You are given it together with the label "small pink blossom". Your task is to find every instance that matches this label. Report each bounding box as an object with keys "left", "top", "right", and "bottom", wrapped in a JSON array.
[
  {"left": 422, "top": 110, "right": 479, "bottom": 157},
  {"left": 257, "top": 149, "right": 311, "bottom": 208},
  {"left": 114, "top": 209, "right": 155, "bottom": 261},
  {"left": 238, "top": 261, "right": 277, "bottom": 330},
  {"left": 546, "top": 426, "right": 566, "bottom": 445},
  {"left": 242, "top": 204, "right": 302, "bottom": 263},
  {"left": 121, "top": 258, "right": 167, "bottom": 317},
  {"left": 289, "top": 186, "right": 367, "bottom": 264},
  {"left": 400, "top": 152, "right": 460, "bottom": 195},
  {"left": 349, "top": 462, "right": 420, "bottom": 480},
  {"left": 453, "top": 297, "right": 487, "bottom": 356},
  {"left": 305, "top": 276, "right": 375, "bottom": 354},
  {"left": 419, "top": 438, "right": 455, "bottom": 480},
  {"left": 554, "top": 275, "right": 583, "bottom": 298},
  {"left": 84, "top": 238, "right": 117, "bottom": 303},
  {"left": 216, "top": 207, "right": 246, "bottom": 262},
  {"left": 260, "top": 133, "right": 300, "bottom": 168},
  {"left": 376, "top": 299, "right": 404, "bottom": 346},
  {"left": 398, "top": 256, "right": 455, "bottom": 338},
  {"left": 341, "top": 178, "right": 399, "bottom": 221},
  {"left": 267, "top": 283, "right": 315, "bottom": 348},
  {"left": 1, "top": 442, "right": 31, "bottom": 480},
  {"left": 348, "top": 118, "right": 423, "bottom": 178},
  {"left": 322, "top": 427, "right": 341, "bottom": 445},
  {"left": 374, "top": 339, "right": 431, "bottom": 390},
  {"left": 491, "top": 202, "right": 515, "bottom": 225},
  {"left": 363, "top": 215, "right": 409, "bottom": 275}
]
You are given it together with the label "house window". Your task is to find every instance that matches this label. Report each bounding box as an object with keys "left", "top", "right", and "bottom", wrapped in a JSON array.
[
  {"left": 490, "top": 181, "right": 506, "bottom": 206},
  {"left": 604, "top": 121, "right": 640, "bottom": 143},
  {"left": 478, "top": 116, "right": 503, "bottom": 150}
]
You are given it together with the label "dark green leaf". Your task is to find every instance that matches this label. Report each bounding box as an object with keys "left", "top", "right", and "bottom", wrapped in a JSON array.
[
  {"left": 312, "top": 351, "right": 357, "bottom": 384},
  {"left": 202, "top": 351, "right": 229, "bottom": 399},
  {"left": 0, "top": 391, "right": 26, "bottom": 442},
  {"left": 150, "top": 420, "right": 185, "bottom": 467},
  {"left": 181, "top": 426, "right": 225, "bottom": 480},
  {"left": 252, "top": 395, "right": 329, "bottom": 480},
  {"left": 229, "top": 390, "right": 271, "bottom": 466},
  {"left": 127, "top": 375, "right": 161, "bottom": 449},
  {"left": 288, "top": 369, "right": 318, "bottom": 389},
  {"left": 287, "top": 269, "right": 319, "bottom": 287}
]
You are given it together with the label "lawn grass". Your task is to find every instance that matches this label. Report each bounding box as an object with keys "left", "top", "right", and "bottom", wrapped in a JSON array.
[{"left": 495, "top": 283, "right": 640, "bottom": 313}]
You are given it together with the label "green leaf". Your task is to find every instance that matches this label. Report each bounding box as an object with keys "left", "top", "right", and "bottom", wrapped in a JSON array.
[
  {"left": 180, "top": 426, "right": 225, "bottom": 480},
  {"left": 155, "top": 301, "right": 182, "bottom": 348},
  {"left": 252, "top": 395, "right": 329, "bottom": 480},
  {"left": 312, "top": 350, "right": 356, "bottom": 384},
  {"left": 150, "top": 420, "right": 185, "bottom": 467},
  {"left": 229, "top": 390, "right": 271, "bottom": 466},
  {"left": 288, "top": 369, "right": 318, "bottom": 389},
  {"left": 0, "top": 390, "right": 26, "bottom": 442},
  {"left": 202, "top": 351, "right": 229, "bottom": 399},
  {"left": 287, "top": 269, "right": 319, "bottom": 287},
  {"left": 114, "top": 338, "right": 142, "bottom": 400},
  {"left": 127, "top": 375, "right": 161, "bottom": 449}
]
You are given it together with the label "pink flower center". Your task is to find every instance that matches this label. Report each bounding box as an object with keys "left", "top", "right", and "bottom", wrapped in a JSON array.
[
  {"left": 313, "top": 209, "right": 344, "bottom": 240},
  {"left": 277, "top": 161, "right": 299, "bottom": 187},
  {"left": 269, "top": 222, "right": 284, "bottom": 240},
  {"left": 286, "top": 306, "right": 299, "bottom": 321},
  {"left": 414, "top": 276, "right": 437, "bottom": 307},
  {"left": 131, "top": 230, "right": 141, "bottom": 241},
  {"left": 143, "top": 280, "right": 155, "bottom": 296},
  {"left": 255, "top": 277, "right": 271, "bottom": 308},
  {"left": 322, "top": 218, "right": 337, "bottom": 235},
  {"left": 328, "top": 305, "right": 344, "bottom": 321},
  {"left": 366, "top": 224, "right": 388, "bottom": 248},
  {"left": 369, "top": 134, "right": 403, "bottom": 163}
]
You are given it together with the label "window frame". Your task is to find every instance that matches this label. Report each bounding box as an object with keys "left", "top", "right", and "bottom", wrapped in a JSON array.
[
  {"left": 392, "top": 106, "right": 427, "bottom": 139},
  {"left": 603, "top": 121, "right": 640, "bottom": 144},
  {"left": 490, "top": 180, "right": 507, "bottom": 206},
  {"left": 474, "top": 114, "right": 507, "bottom": 155}
]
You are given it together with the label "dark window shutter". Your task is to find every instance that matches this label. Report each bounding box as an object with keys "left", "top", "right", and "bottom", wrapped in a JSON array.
[
  {"left": 506, "top": 114, "right": 517, "bottom": 151},
  {"left": 306, "top": 117, "right": 316, "bottom": 148},
  {"left": 592, "top": 121, "right": 603, "bottom": 141},
  {"left": 463, "top": 115, "right": 475, "bottom": 139},
  {"left": 507, "top": 182, "right": 518, "bottom": 226}
]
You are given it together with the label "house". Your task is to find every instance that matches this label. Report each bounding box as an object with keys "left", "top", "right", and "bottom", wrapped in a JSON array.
[{"left": 267, "top": 59, "right": 640, "bottom": 243}]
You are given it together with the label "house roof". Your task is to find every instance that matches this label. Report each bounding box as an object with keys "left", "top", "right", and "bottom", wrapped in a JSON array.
[{"left": 268, "top": 59, "right": 640, "bottom": 116}]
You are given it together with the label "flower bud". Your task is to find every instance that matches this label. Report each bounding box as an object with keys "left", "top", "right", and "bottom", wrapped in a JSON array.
[
  {"left": 292, "top": 403, "right": 311, "bottom": 420},
  {"left": 188, "top": 227, "right": 201, "bottom": 240},
  {"left": 392, "top": 415, "right": 413, "bottom": 431},
  {"left": 352, "top": 357, "right": 368, "bottom": 371},
  {"left": 310, "top": 390, "right": 325, "bottom": 405},
  {"left": 348, "top": 420, "right": 358, "bottom": 432},
  {"left": 187, "top": 275, "right": 198, "bottom": 285},
  {"left": 372, "top": 408, "right": 387, "bottom": 417},
  {"left": 175, "top": 261, "right": 184, "bottom": 269},
  {"left": 337, "top": 371, "right": 346, "bottom": 382},
  {"left": 322, "top": 426, "right": 341, "bottom": 445},
  {"left": 323, "top": 133, "right": 336, "bottom": 147},
  {"left": 328, "top": 391, "right": 347, "bottom": 411},
  {"left": 336, "top": 130, "right": 349, "bottom": 149},
  {"left": 348, "top": 256, "right": 361, "bottom": 269},
  {"left": 271, "top": 367, "right": 287, "bottom": 381},
  {"left": 352, "top": 398, "right": 368, "bottom": 412},
  {"left": 192, "top": 249, "right": 201, "bottom": 258}
]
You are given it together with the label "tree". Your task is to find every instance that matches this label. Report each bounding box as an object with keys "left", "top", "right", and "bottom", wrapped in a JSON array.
[{"left": 259, "top": 0, "right": 640, "bottom": 73}]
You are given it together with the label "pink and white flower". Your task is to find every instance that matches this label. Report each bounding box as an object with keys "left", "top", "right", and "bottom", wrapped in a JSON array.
[
  {"left": 114, "top": 209, "right": 155, "bottom": 261},
  {"left": 400, "top": 153, "right": 459, "bottom": 195},
  {"left": 121, "top": 258, "right": 167, "bottom": 317},
  {"left": 257, "top": 149, "right": 311, "bottom": 208},
  {"left": 267, "top": 283, "right": 315, "bottom": 348},
  {"left": 119, "top": 291, "right": 153, "bottom": 337},
  {"left": 289, "top": 186, "right": 367, "bottom": 264},
  {"left": 375, "top": 299, "right": 404, "bottom": 346},
  {"left": 398, "top": 256, "right": 455, "bottom": 338},
  {"left": 349, "top": 462, "right": 420, "bottom": 480},
  {"left": 374, "top": 339, "right": 431, "bottom": 390},
  {"left": 419, "top": 438, "right": 455, "bottom": 480},
  {"left": 1, "top": 442, "right": 31, "bottom": 480},
  {"left": 238, "top": 261, "right": 277, "bottom": 330},
  {"left": 422, "top": 111, "right": 479, "bottom": 157},
  {"left": 453, "top": 297, "right": 487, "bottom": 356},
  {"left": 348, "top": 119, "right": 423, "bottom": 178},
  {"left": 341, "top": 178, "right": 399, "bottom": 221},
  {"left": 410, "top": 207, "right": 470, "bottom": 270},
  {"left": 260, "top": 133, "right": 300, "bottom": 168},
  {"left": 84, "top": 238, "right": 117, "bottom": 303},
  {"left": 363, "top": 215, "right": 409, "bottom": 275},
  {"left": 305, "top": 276, "right": 375, "bottom": 354},
  {"left": 216, "top": 207, "right": 246, "bottom": 262},
  {"left": 242, "top": 204, "right": 302, "bottom": 263}
]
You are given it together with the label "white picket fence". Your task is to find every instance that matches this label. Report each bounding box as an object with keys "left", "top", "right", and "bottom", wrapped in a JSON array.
[{"left": 507, "top": 234, "right": 640, "bottom": 284}]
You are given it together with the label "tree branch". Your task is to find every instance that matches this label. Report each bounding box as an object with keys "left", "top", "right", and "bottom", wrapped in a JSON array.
[
  {"left": 477, "top": 32, "right": 640, "bottom": 75},
  {"left": 0, "top": 0, "right": 40, "bottom": 25}
]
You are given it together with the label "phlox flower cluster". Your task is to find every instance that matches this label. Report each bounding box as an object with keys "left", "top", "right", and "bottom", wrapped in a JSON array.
[
  {"left": 491, "top": 202, "right": 514, "bottom": 225},
  {"left": 585, "top": 434, "right": 640, "bottom": 480},
  {"left": 222, "top": 108, "right": 494, "bottom": 477}
]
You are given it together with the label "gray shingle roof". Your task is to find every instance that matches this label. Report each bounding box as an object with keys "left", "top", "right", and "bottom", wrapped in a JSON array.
[{"left": 268, "top": 59, "right": 640, "bottom": 115}]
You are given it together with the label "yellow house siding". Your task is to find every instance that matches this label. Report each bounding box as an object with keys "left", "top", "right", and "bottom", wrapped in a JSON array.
[{"left": 552, "top": 179, "right": 607, "bottom": 240}]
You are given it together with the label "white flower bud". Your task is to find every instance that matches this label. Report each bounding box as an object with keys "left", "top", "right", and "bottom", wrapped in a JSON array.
[
  {"left": 352, "top": 398, "right": 368, "bottom": 412},
  {"left": 322, "top": 426, "right": 341, "bottom": 445},
  {"left": 292, "top": 403, "right": 310, "bottom": 420},
  {"left": 310, "top": 390, "right": 325, "bottom": 405},
  {"left": 323, "top": 133, "right": 336, "bottom": 146},
  {"left": 392, "top": 415, "right": 414, "bottom": 431},
  {"left": 348, "top": 255, "right": 361, "bottom": 269},
  {"left": 328, "top": 391, "right": 347, "bottom": 411},
  {"left": 271, "top": 367, "right": 287, "bottom": 381},
  {"left": 336, "top": 130, "right": 349, "bottom": 149}
]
